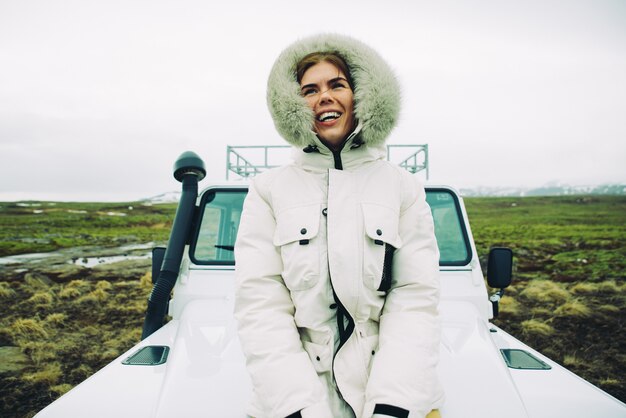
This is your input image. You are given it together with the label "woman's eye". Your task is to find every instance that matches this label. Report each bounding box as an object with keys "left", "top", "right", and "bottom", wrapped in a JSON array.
[
  {"left": 332, "top": 82, "right": 347, "bottom": 90},
  {"left": 302, "top": 88, "right": 317, "bottom": 96}
]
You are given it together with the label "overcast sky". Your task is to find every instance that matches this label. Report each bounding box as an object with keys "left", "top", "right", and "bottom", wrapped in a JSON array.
[{"left": 1, "top": 0, "right": 624, "bottom": 201}]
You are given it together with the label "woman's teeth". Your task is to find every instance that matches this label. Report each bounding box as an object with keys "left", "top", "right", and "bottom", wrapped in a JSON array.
[{"left": 318, "top": 112, "right": 341, "bottom": 122}]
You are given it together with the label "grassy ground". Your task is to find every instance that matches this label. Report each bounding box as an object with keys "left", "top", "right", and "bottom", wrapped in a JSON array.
[
  {"left": 0, "top": 274, "right": 152, "bottom": 417},
  {"left": 0, "top": 196, "right": 624, "bottom": 417},
  {"left": 0, "top": 201, "right": 176, "bottom": 257},
  {"left": 466, "top": 195, "right": 625, "bottom": 403},
  {"left": 0, "top": 201, "right": 175, "bottom": 417}
]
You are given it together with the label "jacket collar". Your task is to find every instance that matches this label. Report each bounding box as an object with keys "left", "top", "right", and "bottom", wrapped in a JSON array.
[{"left": 290, "top": 122, "right": 386, "bottom": 172}]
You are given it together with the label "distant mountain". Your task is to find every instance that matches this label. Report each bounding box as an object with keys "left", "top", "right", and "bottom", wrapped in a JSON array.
[
  {"left": 459, "top": 183, "right": 625, "bottom": 197},
  {"left": 144, "top": 183, "right": 625, "bottom": 202},
  {"left": 142, "top": 192, "right": 181, "bottom": 204}
]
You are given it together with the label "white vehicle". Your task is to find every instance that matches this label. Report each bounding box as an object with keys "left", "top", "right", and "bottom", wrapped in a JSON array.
[{"left": 36, "top": 151, "right": 625, "bottom": 418}]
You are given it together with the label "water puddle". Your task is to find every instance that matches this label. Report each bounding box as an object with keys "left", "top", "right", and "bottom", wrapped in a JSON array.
[
  {"left": 71, "top": 253, "right": 151, "bottom": 268},
  {"left": 0, "top": 242, "right": 157, "bottom": 267},
  {"left": 0, "top": 252, "right": 58, "bottom": 265},
  {"left": 70, "top": 242, "right": 156, "bottom": 267},
  {"left": 118, "top": 242, "right": 156, "bottom": 251}
]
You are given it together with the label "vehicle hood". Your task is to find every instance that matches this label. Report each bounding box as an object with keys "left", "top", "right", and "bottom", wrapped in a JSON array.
[{"left": 437, "top": 300, "right": 529, "bottom": 418}]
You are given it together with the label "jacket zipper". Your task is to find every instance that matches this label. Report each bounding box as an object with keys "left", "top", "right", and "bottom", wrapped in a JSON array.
[
  {"left": 329, "top": 148, "right": 357, "bottom": 417},
  {"left": 330, "top": 149, "right": 352, "bottom": 349},
  {"left": 332, "top": 149, "right": 343, "bottom": 170}
]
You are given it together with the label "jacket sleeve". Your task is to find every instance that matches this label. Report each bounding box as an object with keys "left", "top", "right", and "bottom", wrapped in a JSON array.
[
  {"left": 234, "top": 177, "right": 333, "bottom": 418},
  {"left": 363, "top": 176, "right": 444, "bottom": 418}
]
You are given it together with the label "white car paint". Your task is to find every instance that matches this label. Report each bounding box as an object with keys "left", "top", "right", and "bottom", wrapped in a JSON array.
[{"left": 35, "top": 184, "right": 626, "bottom": 418}]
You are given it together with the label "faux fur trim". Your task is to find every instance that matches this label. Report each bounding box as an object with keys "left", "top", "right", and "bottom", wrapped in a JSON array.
[{"left": 267, "top": 33, "right": 401, "bottom": 148}]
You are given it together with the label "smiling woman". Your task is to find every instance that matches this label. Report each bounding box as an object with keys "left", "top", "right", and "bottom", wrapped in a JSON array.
[
  {"left": 235, "top": 34, "right": 443, "bottom": 418},
  {"left": 297, "top": 58, "right": 355, "bottom": 150}
]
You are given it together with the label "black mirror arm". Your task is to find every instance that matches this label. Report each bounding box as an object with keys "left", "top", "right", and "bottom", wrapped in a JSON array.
[{"left": 489, "top": 288, "right": 505, "bottom": 318}]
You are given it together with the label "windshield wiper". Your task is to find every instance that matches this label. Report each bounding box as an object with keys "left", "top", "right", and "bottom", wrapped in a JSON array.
[{"left": 214, "top": 244, "right": 234, "bottom": 251}]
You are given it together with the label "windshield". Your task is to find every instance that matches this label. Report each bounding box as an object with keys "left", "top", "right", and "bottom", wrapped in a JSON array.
[
  {"left": 190, "top": 189, "right": 246, "bottom": 264},
  {"left": 425, "top": 189, "right": 472, "bottom": 265},
  {"left": 191, "top": 188, "right": 471, "bottom": 266}
]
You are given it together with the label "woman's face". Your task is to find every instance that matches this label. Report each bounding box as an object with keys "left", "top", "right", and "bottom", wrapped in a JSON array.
[{"left": 300, "top": 61, "right": 355, "bottom": 150}]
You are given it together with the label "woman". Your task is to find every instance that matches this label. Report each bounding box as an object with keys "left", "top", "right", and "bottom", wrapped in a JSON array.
[{"left": 234, "top": 34, "right": 443, "bottom": 418}]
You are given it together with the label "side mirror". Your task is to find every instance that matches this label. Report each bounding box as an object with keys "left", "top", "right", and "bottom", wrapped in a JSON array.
[
  {"left": 487, "top": 247, "right": 513, "bottom": 318},
  {"left": 487, "top": 247, "right": 513, "bottom": 289}
]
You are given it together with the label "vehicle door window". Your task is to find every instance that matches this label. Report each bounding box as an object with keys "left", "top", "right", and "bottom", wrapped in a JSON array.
[
  {"left": 191, "top": 190, "right": 246, "bottom": 265},
  {"left": 426, "top": 190, "right": 472, "bottom": 266}
]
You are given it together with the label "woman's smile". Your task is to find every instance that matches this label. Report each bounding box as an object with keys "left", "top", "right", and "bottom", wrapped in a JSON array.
[{"left": 316, "top": 110, "right": 343, "bottom": 128}]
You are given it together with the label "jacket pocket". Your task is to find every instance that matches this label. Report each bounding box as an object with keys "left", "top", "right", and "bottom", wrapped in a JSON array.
[
  {"left": 361, "top": 203, "right": 403, "bottom": 291},
  {"left": 302, "top": 340, "right": 332, "bottom": 374},
  {"left": 362, "top": 333, "right": 380, "bottom": 373},
  {"left": 273, "top": 203, "right": 321, "bottom": 291}
]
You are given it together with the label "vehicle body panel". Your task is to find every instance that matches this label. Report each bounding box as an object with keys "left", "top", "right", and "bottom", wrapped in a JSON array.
[{"left": 35, "top": 183, "right": 626, "bottom": 418}]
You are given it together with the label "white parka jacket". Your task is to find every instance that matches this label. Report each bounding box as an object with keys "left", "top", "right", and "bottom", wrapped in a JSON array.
[{"left": 234, "top": 34, "right": 444, "bottom": 418}]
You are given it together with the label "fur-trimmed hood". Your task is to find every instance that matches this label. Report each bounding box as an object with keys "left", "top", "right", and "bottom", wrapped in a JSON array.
[{"left": 267, "top": 34, "right": 401, "bottom": 149}]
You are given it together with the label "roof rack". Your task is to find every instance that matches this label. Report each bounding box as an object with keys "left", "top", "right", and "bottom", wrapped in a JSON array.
[
  {"left": 387, "top": 144, "right": 429, "bottom": 178},
  {"left": 226, "top": 144, "right": 429, "bottom": 179}
]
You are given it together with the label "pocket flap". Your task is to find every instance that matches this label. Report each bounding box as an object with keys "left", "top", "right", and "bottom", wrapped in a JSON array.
[
  {"left": 362, "top": 203, "right": 403, "bottom": 248},
  {"left": 302, "top": 340, "right": 332, "bottom": 373},
  {"left": 273, "top": 203, "right": 321, "bottom": 246}
]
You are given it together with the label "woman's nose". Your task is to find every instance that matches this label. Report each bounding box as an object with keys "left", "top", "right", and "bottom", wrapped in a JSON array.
[{"left": 318, "top": 88, "right": 334, "bottom": 104}]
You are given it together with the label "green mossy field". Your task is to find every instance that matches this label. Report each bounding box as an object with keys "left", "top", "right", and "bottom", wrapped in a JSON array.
[
  {"left": 0, "top": 195, "right": 624, "bottom": 417},
  {"left": 466, "top": 195, "right": 625, "bottom": 404},
  {"left": 0, "top": 201, "right": 176, "bottom": 257}
]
